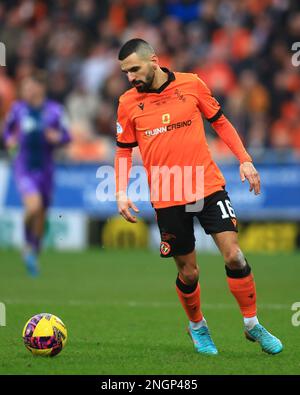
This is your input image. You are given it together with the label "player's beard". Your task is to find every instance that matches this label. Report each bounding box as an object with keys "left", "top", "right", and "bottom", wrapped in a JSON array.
[{"left": 132, "top": 68, "right": 155, "bottom": 92}]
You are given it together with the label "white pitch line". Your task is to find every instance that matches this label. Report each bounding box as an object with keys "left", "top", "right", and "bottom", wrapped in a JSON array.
[{"left": 2, "top": 299, "right": 290, "bottom": 310}]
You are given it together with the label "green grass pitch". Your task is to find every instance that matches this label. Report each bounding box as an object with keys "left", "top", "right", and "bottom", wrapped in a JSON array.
[{"left": 0, "top": 249, "right": 299, "bottom": 375}]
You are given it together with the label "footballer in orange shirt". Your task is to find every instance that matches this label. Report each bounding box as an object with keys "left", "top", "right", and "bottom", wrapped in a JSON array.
[{"left": 115, "top": 39, "right": 282, "bottom": 355}]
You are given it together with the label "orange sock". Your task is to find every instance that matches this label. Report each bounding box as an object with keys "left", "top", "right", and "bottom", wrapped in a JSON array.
[
  {"left": 226, "top": 264, "right": 257, "bottom": 318},
  {"left": 176, "top": 274, "right": 203, "bottom": 322}
]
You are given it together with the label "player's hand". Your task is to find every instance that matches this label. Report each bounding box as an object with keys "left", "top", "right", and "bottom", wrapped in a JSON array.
[
  {"left": 116, "top": 191, "right": 139, "bottom": 223},
  {"left": 45, "top": 128, "right": 61, "bottom": 144},
  {"left": 6, "top": 136, "right": 18, "bottom": 150},
  {"left": 240, "top": 161, "right": 261, "bottom": 195}
]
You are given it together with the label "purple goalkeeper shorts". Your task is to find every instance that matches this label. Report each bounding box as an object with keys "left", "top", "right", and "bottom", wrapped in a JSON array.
[{"left": 15, "top": 172, "right": 53, "bottom": 208}]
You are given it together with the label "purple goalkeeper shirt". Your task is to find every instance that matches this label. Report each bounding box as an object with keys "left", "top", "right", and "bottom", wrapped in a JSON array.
[{"left": 3, "top": 99, "right": 71, "bottom": 178}]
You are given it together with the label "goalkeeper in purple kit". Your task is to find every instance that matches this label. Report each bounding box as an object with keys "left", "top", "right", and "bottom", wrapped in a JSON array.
[{"left": 3, "top": 73, "right": 71, "bottom": 276}]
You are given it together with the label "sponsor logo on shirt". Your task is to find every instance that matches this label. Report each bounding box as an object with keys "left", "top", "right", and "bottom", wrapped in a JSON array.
[
  {"left": 145, "top": 119, "right": 192, "bottom": 137},
  {"left": 162, "top": 113, "right": 170, "bottom": 124},
  {"left": 22, "top": 116, "right": 38, "bottom": 134}
]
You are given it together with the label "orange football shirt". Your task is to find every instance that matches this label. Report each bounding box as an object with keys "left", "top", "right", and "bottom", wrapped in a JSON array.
[{"left": 115, "top": 69, "right": 251, "bottom": 209}]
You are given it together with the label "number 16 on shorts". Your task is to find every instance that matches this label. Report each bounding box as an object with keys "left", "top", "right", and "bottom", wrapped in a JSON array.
[{"left": 217, "top": 199, "right": 236, "bottom": 219}]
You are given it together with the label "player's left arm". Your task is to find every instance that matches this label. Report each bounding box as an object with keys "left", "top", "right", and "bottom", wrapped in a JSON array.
[
  {"left": 196, "top": 76, "right": 260, "bottom": 195},
  {"left": 211, "top": 115, "right": 260, "bottom": 195}
]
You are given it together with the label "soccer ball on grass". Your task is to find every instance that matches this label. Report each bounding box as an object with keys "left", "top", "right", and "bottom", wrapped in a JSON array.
[{"left": 22, "top": 313, "right": 67, "bottom": 356}]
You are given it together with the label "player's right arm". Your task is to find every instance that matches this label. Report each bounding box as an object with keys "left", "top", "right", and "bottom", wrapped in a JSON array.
[{"left": 114, "top": 99, "right": 139, "bottom": 223}]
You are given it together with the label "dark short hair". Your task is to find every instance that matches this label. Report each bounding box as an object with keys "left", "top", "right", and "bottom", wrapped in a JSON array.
[{"left": 118, "top": 38, "right": 154, "bottom": 61}]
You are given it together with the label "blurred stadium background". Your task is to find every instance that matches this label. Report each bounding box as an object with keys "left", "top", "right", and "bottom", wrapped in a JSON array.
[{"left": 0, "top": 0, "right": 300, "bottom": 254}]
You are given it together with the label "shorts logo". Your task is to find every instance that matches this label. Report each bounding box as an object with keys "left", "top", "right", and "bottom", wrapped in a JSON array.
[
  {"left": 160, "top": 241, "right": 171, "bottom": 256},
  {"left": 231, "top": 218, "right": 237, "bottom": 227}
]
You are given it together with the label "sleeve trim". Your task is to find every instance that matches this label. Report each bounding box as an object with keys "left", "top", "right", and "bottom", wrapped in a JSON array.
[
  {"left": 116, "top": 141, "right": 138, "bottom": 148},
  {"left": 207, "top": 108, "right": 223, "bottom": 123}
]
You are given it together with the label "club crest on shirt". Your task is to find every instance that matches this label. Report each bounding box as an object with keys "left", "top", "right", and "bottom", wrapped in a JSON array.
[
  {"left": 174, "top": 88, "right": 186, "bottom": 102},
  {"left": 160, "top": 241, "right": 171, "bottom": 256}
]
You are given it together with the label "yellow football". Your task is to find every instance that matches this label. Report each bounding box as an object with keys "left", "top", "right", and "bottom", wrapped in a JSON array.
[{"left": 22, "top": 313, "right": 67, "bottom": 356}]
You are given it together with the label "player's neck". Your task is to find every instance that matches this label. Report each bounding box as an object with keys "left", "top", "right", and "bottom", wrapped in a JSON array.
[
  {"left": 27, "top": 97, "right": 45, "bottom": 108},
  {"left": 151, "top": 67, "right": 169, "bottom": 90}
]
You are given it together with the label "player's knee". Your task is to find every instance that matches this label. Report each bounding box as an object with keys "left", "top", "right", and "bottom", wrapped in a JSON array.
[
  {"left": 180, "top": 266, "right": 199, "bottom": 285},
  {"left": 223, "top": 245, "right": 245, "bottom": 270},
  {"left": 26, "top": 204, "right": 43, "bottom": 217}
]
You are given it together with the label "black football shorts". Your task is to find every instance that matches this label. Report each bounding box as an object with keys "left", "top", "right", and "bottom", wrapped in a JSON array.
[{"left": 155, "top": 189, "right": 238, "bottom": 258}]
